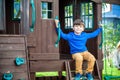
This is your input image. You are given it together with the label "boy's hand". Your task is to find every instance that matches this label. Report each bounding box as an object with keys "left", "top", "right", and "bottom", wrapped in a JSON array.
[
  {"left": 98, "top": 21, "right": 103, "bottom": 27},
  {"left": 99, "top": 23, "right": 103, "bottom": 27},
  {"left": 55, "top": 20, "right": 59, "bottom": 28}
]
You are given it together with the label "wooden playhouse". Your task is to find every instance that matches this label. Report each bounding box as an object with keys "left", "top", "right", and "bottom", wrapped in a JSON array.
[{"left": 0, "top": 0, "right": 120, "bottom": 80}]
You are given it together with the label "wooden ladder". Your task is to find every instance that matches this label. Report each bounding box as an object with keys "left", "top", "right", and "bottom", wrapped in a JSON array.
[
  {"left": 65, "top": 61, "right": 72, "bottom": 80},
  {"left": 65, "top": 60, "right": 102, "bottom": 80}
]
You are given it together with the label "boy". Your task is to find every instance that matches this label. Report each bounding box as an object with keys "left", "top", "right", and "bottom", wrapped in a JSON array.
[{"left": 55, "top": 19, "right": 102, "bottom": 80}]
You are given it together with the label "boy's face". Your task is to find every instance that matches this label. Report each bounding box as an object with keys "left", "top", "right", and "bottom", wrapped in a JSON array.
[{"left": 73, "top": 25, "right": 84, "bottom": 35}]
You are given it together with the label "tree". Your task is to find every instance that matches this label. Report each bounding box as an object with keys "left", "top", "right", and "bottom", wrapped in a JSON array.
[{"left": 103, "top": 23, "right": 120, "bottom": 56}]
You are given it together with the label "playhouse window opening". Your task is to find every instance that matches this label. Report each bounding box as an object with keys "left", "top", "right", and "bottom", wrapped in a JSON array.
[
  {"left": 0, "top": 0, "right": 5, "bottom": 30},
  {"left": 41, "top": 2, "right": 52, "bottom": 19},
  {"left": 12, "top": 0, "right": 21, "bottom": 20},
  {"left": 80, "top": 2, "right": 93, "bottom": 30},
  {"left": 64, "top": 5, "right": 73, "bottom": 29}
]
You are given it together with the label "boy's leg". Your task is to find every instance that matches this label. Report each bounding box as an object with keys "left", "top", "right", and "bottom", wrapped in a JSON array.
[
  {"left": 82, "top": 51, "right": 95, "bottom": 80},
  {"left": 72, "top": 53, "right": 83, "bottom": 74},
  {"left": 72, "top": 53, "right": 84, "bottom": 80},
  {"left": 83, "top": 51, "right": 96, "bottom": 73}
]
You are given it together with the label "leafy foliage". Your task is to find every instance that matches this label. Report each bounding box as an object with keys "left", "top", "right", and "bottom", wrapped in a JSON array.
[{"left": 103, "top": 23, "right": 120, "bottom": 55}]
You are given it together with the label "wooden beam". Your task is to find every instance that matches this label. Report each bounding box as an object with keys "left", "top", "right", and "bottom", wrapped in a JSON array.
[
  {"left": 91, "top": 0, "right": 120, "bottom": 5},
  {"left": 30, "top": 60, "right": 66, "bottom": 72},
  {"left": 21, "top": 0, "right": 29, "bottom": 34},
  {"left": 29, "top": 53, "right": 59, "bottom": 60}
]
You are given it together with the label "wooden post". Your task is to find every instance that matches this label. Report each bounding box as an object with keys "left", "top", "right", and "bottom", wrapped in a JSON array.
[
  {"left": 58, "top": 71, "right": 62, "bottom": 80},
  {"left": 30, "top": 72, "right": 36, "bottom": 80}
]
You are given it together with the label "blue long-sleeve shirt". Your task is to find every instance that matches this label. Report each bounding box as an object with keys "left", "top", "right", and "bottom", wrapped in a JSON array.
[{"left": 57, "top": 28, "right": 102, "bottom": 54}]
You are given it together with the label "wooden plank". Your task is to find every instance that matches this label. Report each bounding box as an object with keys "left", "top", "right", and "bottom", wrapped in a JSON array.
[
  {"left": 35, "top": 0, "right": 42, "bottom": 53},
  {"left": 0, "top": 65, "right": 27, "bottom": 73},
  {"left": 65, "top": 61, "right": 69, "bottom": 80},
  {"left": 60, "top": 54, "right": 72, "bottom": 59},
  {"left": 53, "top": 0, "right": 59, "bottom": 17},
  {"left": 27, "top": 35, "right": 36, "bottom": 47},
  {"left": 30, "top": 60, "right": 65, "bottom": 72},
  {"left": 21, "top": 0, "right": 29, "bottom": 34},
  {"left": 29, "top": 53, "right": 59, "bottom": 60},
  {"left": 47, "top": 20, "right": 54, "bottom": 53},
  {"left": 0, "top": 44, "right": 25, "bottom": 51},
  {"left": 0, "top": 51, "right": 26, "bottom": 58},
  {"left": 0, "top": 72, "right": 28, "bottom": 80},
  {"left": 0, "top": 59, "right": 26, "bottom": 65},
  {"left": 0, "top": 35, "right": 26, "bottom": 37},
  {"left": 95, "top": 60, "right": 102, "bottom": 80},
  {"left": 0, "top": 36, "right": 25, "bottom": 43},
  {"left": 40, "top": 0, "right": 53, "bottom": 2},
  {"left": 41, "top": 20, "right": 47, "bottom": 53},
  {"left": 96, "top": 60, "right": 103, "bottom": 70},
  {"left": 67, "top": 61, "right": 72, "bottom": 80}
]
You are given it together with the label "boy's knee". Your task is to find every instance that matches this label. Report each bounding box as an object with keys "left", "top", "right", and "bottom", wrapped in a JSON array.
[
  {"left": 90, "top": 56, "right": 96, "bottom": 62},
  {"left": 75, "top": 57, "right": 83, "bottom": 61}
]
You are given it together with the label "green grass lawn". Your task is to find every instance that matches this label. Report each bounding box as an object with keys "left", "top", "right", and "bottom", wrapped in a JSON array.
[
  {"left": 102, "top": 59, "right": 120, "bottom": 80},
  {"left": 36, "top": 71, "right": 66, "bottom": 77}
]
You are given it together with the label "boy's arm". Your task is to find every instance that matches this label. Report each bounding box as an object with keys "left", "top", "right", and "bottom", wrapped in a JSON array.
[
  {"left": 87, "top": 27, "right": 102, "bottom": 39},
  {"left": 54, "top": 20, "right": 69, "bottom": 40},
  {"left": 86, "top": 22, "right": 103, "bottom": 38}
]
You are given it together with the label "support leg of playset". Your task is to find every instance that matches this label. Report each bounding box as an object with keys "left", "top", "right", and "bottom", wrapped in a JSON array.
[{"left": 30, "top": 72, "right": 36, "bottom": 80}]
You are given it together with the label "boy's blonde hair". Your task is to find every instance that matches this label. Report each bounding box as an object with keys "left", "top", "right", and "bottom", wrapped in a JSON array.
[{"left": 73, "top": 19, "right": 85, "bottom": 27}]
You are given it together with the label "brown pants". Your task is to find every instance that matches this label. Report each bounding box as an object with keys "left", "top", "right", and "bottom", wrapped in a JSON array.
[{"left": 72, "top": 51, "right": 96, "bottom": 74}]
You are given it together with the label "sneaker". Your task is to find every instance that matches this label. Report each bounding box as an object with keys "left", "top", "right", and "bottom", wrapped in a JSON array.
[
  {"left": 86, "top": 73, "right": 94, "bottom": 80},
  {"left": 75, "top": 73, "right": 82, "bottom": 80}
]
